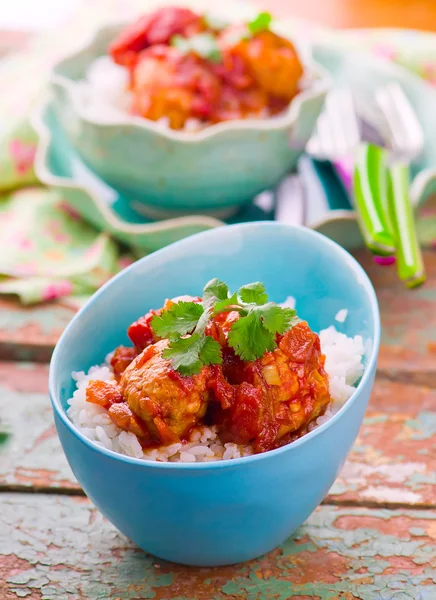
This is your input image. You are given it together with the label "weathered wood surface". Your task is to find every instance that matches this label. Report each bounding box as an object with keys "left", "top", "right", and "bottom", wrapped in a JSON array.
[
  {"left": 353, "top": 250, "right": 436, "bottom": 389},
  {"left": 0, "top": 299, "right": 75, "bottom": 363},
  {"left": 0, "top": 363, "right": 76, "bottom": 491},
  {"left": 1, "top": 494, "right": 435, "bottom": 600},
  {"left": 1, "top": 251, "right": 436, "bottom": 600},
  {"left": 1, "top": 362, "right": 435, "bottom": 508},
  {"left": 2, "top": 250, "right": 436, "bottom": 383}
]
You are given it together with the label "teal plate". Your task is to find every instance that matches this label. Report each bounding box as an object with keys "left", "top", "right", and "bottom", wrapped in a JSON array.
[
  {"left": 33, "top": 100, "right": 278, "bottom": 254},
  {"left": 33, "top": 43, "right": 436, "bottom": 254}
]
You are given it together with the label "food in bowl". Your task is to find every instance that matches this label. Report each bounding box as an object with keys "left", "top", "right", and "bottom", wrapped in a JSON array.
[
  {"left": 50, "top": 9, "right": 328, "bottom": 215},
  {"left": 67, "top": 278, "right": 364, "bottom": 462},
  {"left": 50, "top": 222, "right": 379, "bottom": 566},
  {"left": 80, "top": 6, "right": 305, "bottom": 130}
]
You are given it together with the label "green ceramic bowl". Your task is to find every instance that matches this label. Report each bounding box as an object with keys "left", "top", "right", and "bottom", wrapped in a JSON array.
[{"left": 50, "top": 21, "right": 330, "bottom": 218}]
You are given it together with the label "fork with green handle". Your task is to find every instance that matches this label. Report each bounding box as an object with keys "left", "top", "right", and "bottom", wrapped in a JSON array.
[
  {"left": 374, "top": 83, "right": 426, "bottom": 288},
  {"left": 387, "top": 163, "right": 425, "bottom": 287},
  {"left": 352, "top": 142, "right": 396, "bottom": 257},
  {"left": 321, "top": 84, "right": 425, "bottom": 286},
  {"left": 307, "top": 89, "right": 396, "bottom": 257}
]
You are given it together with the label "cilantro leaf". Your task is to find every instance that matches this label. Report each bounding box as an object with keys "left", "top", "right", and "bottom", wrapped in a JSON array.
[
  {"left": 204, "top": 278, "right": 229, "bottom": 301},
  {"left": 153, "top": 279, "right": 302, "bottom": 374},
  {"left": 151, "top": 301, "right": 203, "bottom": 339},
  {"left": 259, "top": 304, "right": 297, "bottom": 335},
  {"left": 162, "top": 332, "right": 223, "bottom": 374},
  {"left": 213, "top": 292, "right": 239, "bottom": 315},
  {"left": 238, "top": 282, "right": 268, "bottom": 305},
  {"left": 199, "top": 336, "right": 223, "bottom": 366},
  {"left": 195, "top": 308, "right": 213, "bottom": 336},
  {"left": 228, "top": 312, "right": 276, "bottom": 361},
  {"left": 203, "top": 278, "right": 229, "bottom": 310},
  {"left": 248, "top": 12, "right": 272, "bottom": 35},
  {"left": 162, "top": 334, "right": 203, "bottom": 376}
]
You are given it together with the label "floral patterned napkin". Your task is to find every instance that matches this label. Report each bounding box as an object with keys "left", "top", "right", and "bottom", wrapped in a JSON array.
[{"left": 0, "top": 0, "right": 435, "bottom": 305}]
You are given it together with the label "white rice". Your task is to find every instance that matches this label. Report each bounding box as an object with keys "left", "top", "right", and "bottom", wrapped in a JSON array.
[
  {"left": 280, "top": 295, "right": 296, "bottom": 309},
  {"left": 335, "top": 308, "right": 348, "bottom": 323},
  {"left": 67, "top": 312, "right": 365, "bottom": 462},
  {"left": 74, "top": 56, "right": 133, "bottom": 123}
]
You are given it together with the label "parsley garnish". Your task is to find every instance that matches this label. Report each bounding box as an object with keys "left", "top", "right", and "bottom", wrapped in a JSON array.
[
  {"left": 170, "top": 33, "right": 222, "bottom": 64},
  {"left": 221, "top": 12, "right": 273, "bottom": 47},
  {"left": 151, "top": 279, "right": 299, "bottom": 375},
  {"left": 151, "top": 301, "right": 203, "bottom": 338},
  {"left": 248, "top": 11, "right": 272, "bottom": 34}
]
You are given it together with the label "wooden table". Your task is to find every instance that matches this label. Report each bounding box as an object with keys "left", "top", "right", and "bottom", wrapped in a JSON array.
[
  {"left": 1, "top": 249, "right": 436, "bottom": 599},
  {"left": 1, "top": 1, "right": 436, "bottom": 598}
]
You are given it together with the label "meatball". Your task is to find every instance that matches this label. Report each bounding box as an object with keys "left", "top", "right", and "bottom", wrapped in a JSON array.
[
  {"left": 120, "top": 340, "right": 210, "bottom": 444},
  {"left": 208, "top": 322, "right": 330, "bottom": 452},
  {"left": 225, "top": 29, "right": 303, "bottom": 101},
  {"left": 211, "top": 84, "right": 268, "bottom": 122},
  {"left": 130, "top": 46, "right": 222, "bottom": 128}
]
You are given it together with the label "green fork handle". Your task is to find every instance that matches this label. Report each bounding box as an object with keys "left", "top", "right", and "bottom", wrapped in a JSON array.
[
  {"left": 353, "top": 143, "right": 396, "bottom": 256},
  {"left": 388, "top": 163, "right": 426, "bottom": 288}
]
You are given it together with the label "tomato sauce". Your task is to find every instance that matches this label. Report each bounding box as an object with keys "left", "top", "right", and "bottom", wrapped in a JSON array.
[{"left": 108, "top": 6, "right": 304, "bottom": 129}]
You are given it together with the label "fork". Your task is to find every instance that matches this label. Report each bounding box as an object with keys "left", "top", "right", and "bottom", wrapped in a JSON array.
[
  {"left": 373, "top": 83, "right": 426, "bottom": 287},
  {"left": 307, "top": 88, "right": 396, "bottom": 257}
]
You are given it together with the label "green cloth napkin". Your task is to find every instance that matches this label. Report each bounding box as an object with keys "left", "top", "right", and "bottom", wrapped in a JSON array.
[
  {"left": 0, "top": 2, "right": 435, "bottom": 305},
  {"left": 0, "top": 122, "right": 132, "bottom": 306}
]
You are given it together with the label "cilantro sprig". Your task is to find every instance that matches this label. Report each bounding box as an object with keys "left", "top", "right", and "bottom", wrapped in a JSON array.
[
  {"left": 248, "top": 12, "right": 272, "bottom": 34},
  {"left": 224, "top": 11, "right": 273, "bottom": 46},
  {"left": 151, "top": 279, "right": 299, "bottom": 375},
  {"left": 170, "top": 12, "right": 273, "bottom": 63},
  {"left": 171, "top": 32, "right": 222, "bottom": 63}
]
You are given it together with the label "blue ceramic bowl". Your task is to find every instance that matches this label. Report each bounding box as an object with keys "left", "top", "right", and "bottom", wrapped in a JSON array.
[
  {"left": 49, "top": 222, "right": 380, "bottom": 566},
  {"left": 50, "top": 21, "right": 329, "bottom": 218}
]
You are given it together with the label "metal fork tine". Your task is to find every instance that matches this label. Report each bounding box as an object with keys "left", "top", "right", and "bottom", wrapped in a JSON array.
[
  {"left": 375, "top": 83, "right": 424, "bottom": 157},
  {"left": 387, "top": 83, "right": 423, "bottom": 147},
  {"left": 324, "top": 92, "right": 345, "bottom": 156},
  {"left": 355, "top": 95, "right": 391, "bottom": 144},
  {"left": 316, "top": 111, "right": 335, "bottom": 157},
  {"left": 325, "top": 95, "right": 345, "bottom": 157},
  {"left": 328, "top": 89, "right": 360, "bottom": 155},
  {"left": 376, "top": 87, "right": 408, "bottom": 153},
  {"left": 310, "top": 89, "right": 361, "bottom": 159}
]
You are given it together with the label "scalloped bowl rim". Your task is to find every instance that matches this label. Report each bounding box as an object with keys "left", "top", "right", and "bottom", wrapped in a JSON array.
[
  {"left": 32, "top": 91, "right": 430, "bottom": 241},
  {"left": 48, "top": 221, "right": 380, "bottom": 470},
  {"left": 50, "top": 19, "right": 332, "bottom": 143},
  {"left": 33, "top": 97, "right": 367, "bottom": 236},
  {"left": 31, "top": 97, "right": 225, "bottom": 234}
]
